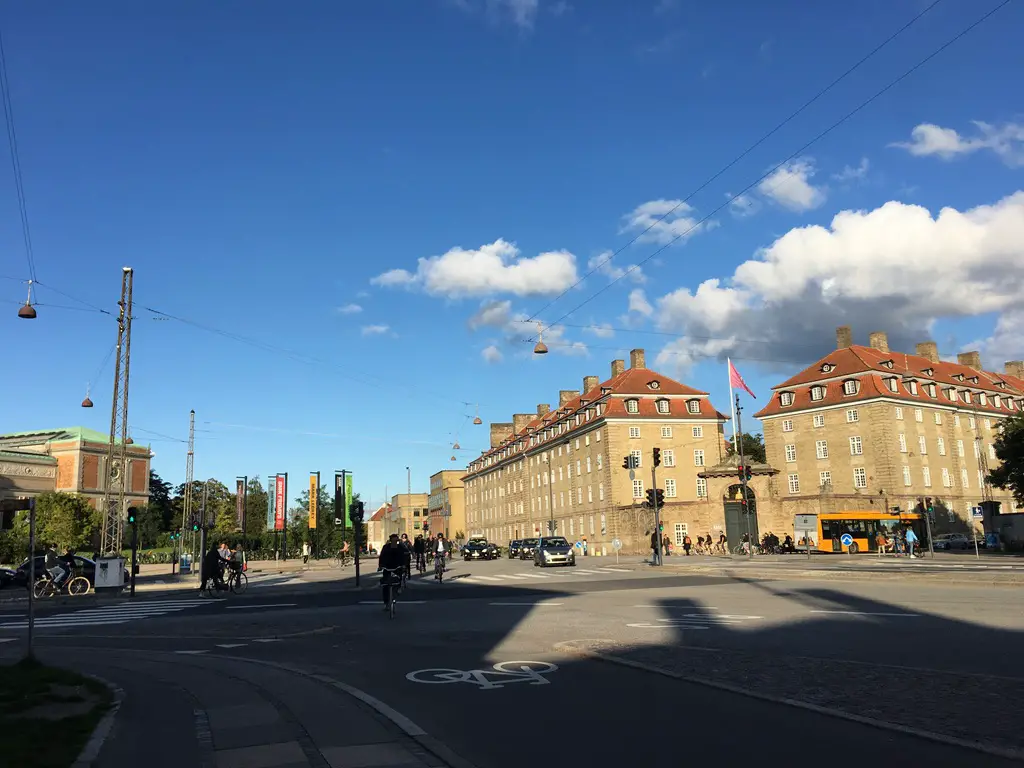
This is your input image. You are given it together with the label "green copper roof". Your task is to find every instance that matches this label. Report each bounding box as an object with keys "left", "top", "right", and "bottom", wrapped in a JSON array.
[
  {"left": 0, "top": 449, "right": 57, "bottom": 463},
  {"left": 0, "top": 427, "right": 130, "bottom": 445}
]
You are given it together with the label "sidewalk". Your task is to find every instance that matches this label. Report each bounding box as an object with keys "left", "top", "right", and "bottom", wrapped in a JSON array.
[{"left": 47, "top": 648, "right": 466, "bottom": 768}]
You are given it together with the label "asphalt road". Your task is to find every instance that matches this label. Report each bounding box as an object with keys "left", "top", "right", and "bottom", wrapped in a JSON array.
[{"left": 4, "top": 559, "right": 1022, "bottom": 767}]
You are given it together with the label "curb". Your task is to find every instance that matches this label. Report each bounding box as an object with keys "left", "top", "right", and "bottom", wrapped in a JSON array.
[
  {"left": 218, "top": 655, "right": 481, "bottom": 768},
  {"left": 663, "top": 565, "right": 1024, "bottom": 587},
  {"left": 554, "top": 641, "right": 1024, "bottom": 763},
  {"left": 71, "top": 674, "right": 124, "bottom": 768}
]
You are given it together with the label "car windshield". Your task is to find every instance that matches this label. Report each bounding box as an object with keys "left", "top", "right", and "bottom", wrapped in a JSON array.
[
  {"left": 468, "top": 539, "right": 487, "bottom": 545},
  {"left": 542, "top": 537, "right": 569, "bottom": 547},
  {"left": 511, "top": 540, "right": 521, "bottom": 545},
  {"left": 522, "top": 538, "right": 538, "bottom": 546}
]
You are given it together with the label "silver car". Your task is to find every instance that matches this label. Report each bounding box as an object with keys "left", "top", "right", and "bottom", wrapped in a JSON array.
[{"left": 534, "top": 536, "right": 576, "bottom": 567}]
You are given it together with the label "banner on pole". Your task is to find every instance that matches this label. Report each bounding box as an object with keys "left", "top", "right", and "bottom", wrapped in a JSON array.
[
  {"left": 275, "top": 474, "right": 286, "bottom": 531},
  {"left": 308, "top": 473, "right": 318, "bottom": 529},
  {"left": 345, "top": 473, "right": 353, "bottom": 525},
  {"left": 267, "top": 476, "right": 276, "bottom": 530},
  {"left": 236, "top": 479, "right": 245, "bottom": 528}
]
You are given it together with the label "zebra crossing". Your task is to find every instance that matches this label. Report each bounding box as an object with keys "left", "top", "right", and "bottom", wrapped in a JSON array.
[
  {"left": 0, "top": 598, "right": 222, "bottom": 631},
  {"left": 366, "top": 565, "right": 633, "bottom": 586}
]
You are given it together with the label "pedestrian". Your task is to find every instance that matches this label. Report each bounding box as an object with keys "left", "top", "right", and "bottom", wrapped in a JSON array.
[
  {"left": 649, "top": 530, "right": 660, "bottom": 565},
  {"left": 905, "top": 527, "right": 919, "bottom": 558},
  {"left": 302, "top": 540, "right": 310, "bottom": 564},
  {"left": 683, "top": 533, "right": 692, "bottom": 556},
  {"left": 582, "top": 537, "right": 588, "bottom": 556}
]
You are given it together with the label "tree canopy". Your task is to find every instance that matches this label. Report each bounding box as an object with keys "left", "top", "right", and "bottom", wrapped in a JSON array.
[
  {"left": 725, "top": 432, "right": 767, "bottom": 464},
  {"left": 989, "top": 412, "right": 1024, "bottom": 506}
]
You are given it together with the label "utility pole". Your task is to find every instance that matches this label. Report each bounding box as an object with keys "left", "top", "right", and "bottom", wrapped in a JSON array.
[
  {"left": 183, "top": 410, "right": 195, "bottom": 571},
  {"left": 545, "top": 454, "right": 555, "bottom": 536},
  {"left": 736, "top": 395, "right": 754, "bottom": 560},
  {"left": 650, "top": 451, "right": 662, "bottom": 566},
  {"left": 100, "top": 267, "right": 134, "bottom": 563}
]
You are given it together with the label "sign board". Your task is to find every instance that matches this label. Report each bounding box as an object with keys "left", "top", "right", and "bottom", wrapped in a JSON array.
[
  {"left": 628, "top": 469, "right": 635, "bottom": 482},
  {"left": 274, "top": 475, "right": 286, "bottom": 531},
  {"left": 840, "top": 533, "right": 854, "bottom": 547},
  {"left": 611, "top": 538, "right": 623, "bottom": 551},
  {"left": 793, "top": 514, "right": 817, "bottom": 550},
  {"left": 308, "top": 473, "right": 318, "bottom": 529},
  {"left": 972, "top": 506, "right": 984, "bottom": 520}
]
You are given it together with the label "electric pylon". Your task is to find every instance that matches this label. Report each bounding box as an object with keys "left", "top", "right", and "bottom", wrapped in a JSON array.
[{"left": 183, "top": 409, "right": 195, "bottom": 559}]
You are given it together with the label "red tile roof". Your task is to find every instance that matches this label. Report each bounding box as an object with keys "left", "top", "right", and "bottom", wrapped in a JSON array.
[
  {"left": 756, "top": 344, "right": 1024, "bottom": 419},
  {"left": 367, "top": 504, "right": 390, "bottom": 523}
]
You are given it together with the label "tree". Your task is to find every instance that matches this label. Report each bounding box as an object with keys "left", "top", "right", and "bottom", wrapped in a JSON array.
[
  {"left": 726, "top": 432, "right": 767, "bottom": 464},
  {"left": 33, "top": 492, "right": 100, "bottom": 551},
  {"left": 242, "top": 477, "right": 269, "bottom": 539},
  {"left": 148, "top": 470, "right": 175, "bottom": 531},
  {"left": 292, "top": 484, "right": 362, "bottom": 555},
  {"left": 133, "top": 504, "right": 163, "bottom": 548},
  {"left": 989, "top": 412, "right": 1024, "bottom": 505}
]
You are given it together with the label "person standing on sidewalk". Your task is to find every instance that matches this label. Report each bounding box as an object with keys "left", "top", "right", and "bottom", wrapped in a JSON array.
[
  {"left": 302, "top": 540, "right": 311, "bottom": 564},
  {"left": 905, "top": 527, "right": 919, "bottom": 558}
]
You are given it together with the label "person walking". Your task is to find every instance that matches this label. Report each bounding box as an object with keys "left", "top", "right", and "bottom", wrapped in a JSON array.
[{"left": 905, "top": 527, "right": 919, "bottom": 558}]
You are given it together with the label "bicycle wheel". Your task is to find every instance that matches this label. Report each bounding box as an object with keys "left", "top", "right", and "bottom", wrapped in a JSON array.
[
  {"left": 230, "top": 572, "right": 248, "bottom": 594},
  {"left": 389, "top": 594, "right": 396, "bottom": 619},
  {"left": 32, "top": 578, "right": 54, "bottom": 599},
  {"left": 67, "top": 576, "right": 91, "bottom": 596}
]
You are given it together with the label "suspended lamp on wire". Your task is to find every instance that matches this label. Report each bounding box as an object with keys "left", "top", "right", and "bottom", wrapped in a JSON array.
[
  {"left": 453, "top": 441, "right": 461, "bottom": 450},
  {"left": 450, "top": 456, "right": 457, "bottom": 462},
  {"left": 81, "top": 384, "right": 94, "bottom": 408},
  {"left": 533, "top": 321, "right": 548, "bottom": 355},
  {"left": 472, "top": 403, "right": 483, "bottom": 425},
  {"left": 17, "top": 280, "right": 36, "bottom": 319}
]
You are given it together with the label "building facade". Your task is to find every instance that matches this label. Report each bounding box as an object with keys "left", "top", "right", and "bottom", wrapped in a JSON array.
[
  {"left": 754, "top": 328, "right": 1023, "bottom": 534},
  {"left": 366, "top": 503, "right": 390, "bottom": 552},
  {"left": 462, "top": 349, "right": 730, "bottom": 554},
  {"left": 0, "top": 427, "right": 152, "bottom": 509},
  {"left": 427, "top": 470, "right": 465, "bottom": 541},
  {"left": 388, "top": 493, "right": 429, "bottom": 539}
]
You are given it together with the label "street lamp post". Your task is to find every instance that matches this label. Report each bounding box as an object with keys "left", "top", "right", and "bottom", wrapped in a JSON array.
[{"left": 544, "top": 454, "right": 555, "bottom": 537}]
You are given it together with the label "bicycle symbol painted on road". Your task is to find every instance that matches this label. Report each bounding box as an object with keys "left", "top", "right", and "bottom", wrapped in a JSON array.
[{"left": 406, "top": 661, "right": 558, "bottom": 690}]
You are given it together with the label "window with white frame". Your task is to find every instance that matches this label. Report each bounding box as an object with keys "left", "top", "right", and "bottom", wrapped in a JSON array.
[
  {"left": 985, "top": 418, "right": 992, "bottom": 430},
  {"left": 914, "top": 408, "right": 923, "bottom": 422},
  {"left": 887, "top": 378, "right": 898, "bottom": 393},
  {"left": 586, "top": 456, "right": 592, "bottom": 473},
  {"left": 787, "top": 473, "right": 800, "bottom": 494},
  {"left": 587, "top": 486, "right": 593, "bottom": 503},
  {"left": 978, "top": 469, "right": 985, "bottom": 489},
  {"left": 815, "top": 440, "right": 828, "bottom": 459},
  {"left": 575, "top": 438, "right": 581, "bottom": 450},
  {"left": 811, "top": 386, "right": 825, "bottom": 401},
  {"left": 661, "top": 426, "right": 673, "bottom": 439},
  {"left": 961, "top": 468, "right": 969, "bottom": 488},
  {"left": 898, "top": 433, "right": 907, "bottom": 453},
  {"left": 663, "top": 449, "right": 675, "bottom": 467},
  {"left": 989, "top": 444, "right": 996, "bottom": 461},
  {"left": 632, "top": 479, "right": 643, "bottom": 498},
  {"left": 674, "top": 523, "right": 687, "bottom": 546},
  {"left": 819, "top": 470, "right": 831, "bottom": 488},
  {"left": 919, "top": 435, "right": 927, "bottom": 454},
  {"left": 577, "top": 488, "right": 583, "bottom": 505},
  {"left": 942, "top": 468, "right": 951, "bottom": 487},
  {"left": 785, "top": 444, "right": 797, "bottom": 462},
  {"left": 626, "top": 399, "right": 639, "bottom": 414},
  {"left": 687, "top": 400, "right": 701, "bottom": 414},
  {"left": 813, "top": 414, "right": 825, "bottom": 428},
  {"left": 597, "top": 454, "right": 603, "bottom": 470},
  {"left": 585, "top": 434, "right": 590, "bottom": 446},
  {"left": 903, "top": 466, "right": 912, "bottom": 486},
  {"left": 599, "top": 483, "right": 604, "bottom": 500},
  {"left": 895, "top": 407, "right": 904, "bottom": 420},
  {"left": 656, "top": 399, "right": 670, "bottom": 414},
  {"left": 665, "top": 479, "right": 677, "bottom": 498},
  {"left": 974, "top": 440, "right": 980, "bottom": 458},
  {"left": 696, "top": 477, "right": 707, "bottom": 498},
  {"left": 847, "top": 409, "right": 859, "bottom": 423},
  {"left": 849, "top": 436, "right": 863, "bottom": 455},
  {"left": 909, "top": 381, "right": 919, "bottom": 395},
  {"left": 922, "top": 466, "right": 932, "bottom": 487},
  {"left": 782, "top": 419, "right": 794, "bottom": 432},
  {"left": 853, "top": 467, "right": 867, "bottom": 489},
  {"left": 934, "top": 412, "right": 942, "bottom": 425},
  {"left": 629, "top": 427, "right": 640, "bottom": 439},
  {"left": 843, "top": 380, "right": 858, "bottom": 395},
  {"left": 980, "top": 394, "right": 988, "bottom": 406},
  {"left": 630, "top": 450, "right": 642, "bottom": 468},
  {"left": 589, "top": 515, "right": 595, "bottom": 535},
  {"left": 780, "top": 392, "right": 794, "bottom": 407},
  {"left": 954, "top": 415, "right": 960, "bottom": 428},
  {"left": 956, "top": 439, "right": 964, "bottom": 457},
  {"left": 596, "top": 430, "right": 601, "bottom": 442},
  {"left": 937, "top": 437, "right": 946, "bottom": 456},
  {"left": 693, "top": 450, "right": 705, "bottom": 467},
  {"left": 969, "top": 416, "right": 976, "bottom": 430},
  {"left": 692, "top": 425, "right": 703, "bottom": 438}
]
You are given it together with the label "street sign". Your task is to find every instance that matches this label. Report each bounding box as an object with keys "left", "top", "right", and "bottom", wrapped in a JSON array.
[
  {"left": 628, "top": 469, "right": 635, "bottom": 481},
  {"left": 611, "top": 538, "right": 622, "bottom": 551},
  {"left": 840, "top": 533, "right": 854, "bottom": 547},
  {"left": 972, "top": 506, "right": 984, "bottom": 519}
]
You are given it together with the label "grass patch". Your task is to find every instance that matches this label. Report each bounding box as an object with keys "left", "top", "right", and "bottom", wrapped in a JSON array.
[{"left": 0, "top": 657, "right": 114, "bottom": 767}]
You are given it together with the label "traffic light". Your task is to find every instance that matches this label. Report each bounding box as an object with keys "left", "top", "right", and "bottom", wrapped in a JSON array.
[
  {"left": 652, "top": 447, "right": 661, "bottom": 467},
  {"left": 925, "top": 497, "right": 933, "bottom": 514},
  {"left": 743, "top": 465, "right": 753, "bottom": 481},
  {"left": 349, "top": 500, "right": 365, "bottom": 524},
  {"left": 547, "top": 520, "right": 556, "bottom": 533},
  {"left": 127, "top": 507, "right": 138, "bottom": 525},
  {"left": 191, "top": 515, "right": 200, "bottom": 532},
  {"left": 655, "top": 489, "right": 665, "bottom": 508},
  {"left": 644, "top": 488, "right": 656, "bottom": 508},
  {"left": 622, "top": 455, "right": 635, "bottom": 470}
]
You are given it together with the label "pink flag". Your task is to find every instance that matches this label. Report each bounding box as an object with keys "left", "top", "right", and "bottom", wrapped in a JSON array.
[{"left": 729, "top": 359, "right": 756, "bottom": 399}]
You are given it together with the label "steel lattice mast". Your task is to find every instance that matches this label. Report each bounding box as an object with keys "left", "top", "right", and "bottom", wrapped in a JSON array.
[
  {"left": 100, "top": 267, "right": 134, "bottom": 556},
  {"left": 183, "top": 409, "right": 195, "bottom": 556}
]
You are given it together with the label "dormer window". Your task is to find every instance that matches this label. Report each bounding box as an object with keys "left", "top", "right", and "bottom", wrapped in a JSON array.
[
  {"left": 994, "top": 395, "right": 1002, "bottom": 408},
  {"left": 656, "top": 399, "right": 670, "bottom": 414},
  {"left": 954, "top": 374, "right": 964, "bottom": 382},
  {"left": 626, "top": 399, "right": 639, "bottom": 414},
  {"left": 842, "top": 380, "right": 858, "bottom": 395},
  {"left": 909, "top": 381, "right": 919, "bottom": 395},
  {"left": 601, "top": 387, "right": 612, "bottom": 395},
  {"left": 997, "top": 381, "right": 1006, "bottom": 388},
  {"left": 821, "top": 363, "right": 835, "bottom": 373},
  {"left": 964, "top": 391, "right": 973, "bottom": 404},
  {"left": 946, "top": 388, "right": 956, "bottom": 400},
  {"left": 882, "top": 360, "right": 895, "bottom": 369},
  {"left": 979, "top": 393, "right": 988, "bottom": 406},
  {"left": 923, "top": 368, "right": 934, "bottom": 377},
  {"left": 810, "top": 386, "right": 825, "bottom": 401},
  {"left": 886, "top": 378, "right": 899, "bottom": 393},
  {"left": 927, "top": 384, "right": 937, "bottom": 398},
  {"left": 780, "top": 391, "right": 794, "bottom": 407},
  {"left": 648, "top": 380, "right": 661, "bottom": 390},
  {"left": 686, "top": 399, "right": 701, "bottom": 414},
  {"left": 969, "top": 376, "right": 979, "bottom": 384}
]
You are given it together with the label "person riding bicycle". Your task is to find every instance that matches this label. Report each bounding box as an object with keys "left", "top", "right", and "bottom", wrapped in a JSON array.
[
  {"left": 432, "top": 533, "right": 448, "bottom": 576},
  {"left": 378, "top": 533, "right": 410, "bottom": 609},
  {"left": 399, "top": 533, "right": 413, "bottom": 579},
  {"left": 200, "top": 543, "right": 226, "bottom": 594},
  {"left": 413, "top": 534, "right": 426, "bottom": 572},
  {"left": 43, "top": 545, "right": 67, "bottom": 587}
]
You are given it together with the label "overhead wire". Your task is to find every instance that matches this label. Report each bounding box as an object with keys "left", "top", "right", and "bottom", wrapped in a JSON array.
[
  {"left": 529, "top": 0, "right": 1013, "bottom": 337},
  {"left": 522, "top": 0, "right": 946, "bottom": 325},
  {"left": 0, "top": 29, "right": 36, "bottom": 285}
]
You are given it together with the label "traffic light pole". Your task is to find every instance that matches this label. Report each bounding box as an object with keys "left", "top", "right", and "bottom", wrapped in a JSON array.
[
  {"left": 650, "top": 463, "right": 662, "bottom": 566},
  {"left": 736, "top": 395, "right": 754, "bottom": 560},
  {"left": 129, "top": 518, "right": 138, "bottom": 597}
]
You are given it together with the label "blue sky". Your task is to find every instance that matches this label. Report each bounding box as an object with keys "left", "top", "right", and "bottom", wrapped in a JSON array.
[{"left": 3, "top": 0, "right": 1023, "bottom": 507}]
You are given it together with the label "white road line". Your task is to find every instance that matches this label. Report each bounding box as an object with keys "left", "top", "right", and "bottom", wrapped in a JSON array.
[
  {"left": 571, "top": 569, "right": 605, "bottom": 575},
  {"left": 225, "top": 603, "right": 297, "bottom": 610},
  {"left": 175, "top": 650, "right": 208, "bottom": 654},
  {"left": 489, "top": 602, "right": 564, "bottom": 606},
  {"left": 467, "top": 575, "right": 502, "bottom": 582},
  {"left": 517, "top": 574, "right": 550, "bottom": 579},
  {"left": 598, "top": 567, "right": 631, "bottom": 572},
  {"left": 252, "top": 638, "right": 282, "bottom": 643},
  {"left": 0, "top": 615, "right": 24, "bottom": 619},
  {"left": 216, "top": 643, "right": 247, "bottom": 648},
  {"left": 358, "top": 601, "right": 426, "bottom": 605},
  {"left": 497, "top": 574, "right": 531, "bottom": 580},
  {"left": 810, "top": 610, "right": 920, "bottom": 617},
  {"left": 0, "top": 638, "right": 16, "bottom": 643}
]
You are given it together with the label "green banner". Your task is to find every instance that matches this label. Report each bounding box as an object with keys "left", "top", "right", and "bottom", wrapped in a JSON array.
[{"left": 345, "top": 473, "right": 353, "bottom": 529}]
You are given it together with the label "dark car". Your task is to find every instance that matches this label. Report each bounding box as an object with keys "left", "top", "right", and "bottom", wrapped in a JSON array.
[
  {"left": 508, "top": 540, "right": 522, "bottom": 559},
  {"left": 0, "top": 567, "right": 15, "bottom": 590},
  {"left": 14, "top": 555, "right": 129, "bottom": 589},
  {"left": 462, "top": 538, "right": 496, "bottom": 561},
  {"left": 518, "top": 538, "right": 539, "bottom": 560},
  {"left": 534, "top": 536, "right": 576, "bottom": 567}
]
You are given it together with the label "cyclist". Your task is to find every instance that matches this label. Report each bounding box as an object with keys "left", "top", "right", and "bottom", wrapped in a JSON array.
[
  {"left": 433, "top": 533, "right": 448, "bottom": 578},
  {"left": 413, "top": 534, "right": 426, "bottom": 573},
  {"left": 378, "top": 533, "right": 410, "bottom": 610},
  {"left": 43, "top": 545, "right": 67, "bottom": 588},
  {"left": 200, "top": 543, "right": 226, "bottom": 594},
  {"left": 399, "top": 533, "right": 413, "bottom": 579}
]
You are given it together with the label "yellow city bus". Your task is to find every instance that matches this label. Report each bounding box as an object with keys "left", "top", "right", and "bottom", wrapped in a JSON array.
[{"left": 804, "top": 511, "right": 925, "bottom": 554}]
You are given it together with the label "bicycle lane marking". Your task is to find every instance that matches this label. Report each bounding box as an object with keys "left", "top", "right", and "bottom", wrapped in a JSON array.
[{"left": 406, "top": 661, "right": 559, "bottom": 690}]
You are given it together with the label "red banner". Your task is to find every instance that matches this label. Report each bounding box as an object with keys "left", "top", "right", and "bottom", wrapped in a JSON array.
[{"left": 275, "top": 474, "right": 286, "bottom": 531}]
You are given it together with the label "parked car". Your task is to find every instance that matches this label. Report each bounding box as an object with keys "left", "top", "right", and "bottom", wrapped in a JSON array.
[
  {"left": 533, "top": 536, "right": 576, "bottom": 567},
  {"left": 462, "top": 538, "right": 496, "bottom": 561},
  {"left": 14, "top": 555, "right": 129, "bottom": 589},
  {"left": 518, "top": 538, "right": 539, "bottom": 560},
  {"left": 507, "top": 540, "right": 522, "bottom": 559},
  {"left": 0, "top": 567, "right": 15, "bottom": 590},
  {"left": 933, "top": 533, "right": 971, "bottom": 550}
]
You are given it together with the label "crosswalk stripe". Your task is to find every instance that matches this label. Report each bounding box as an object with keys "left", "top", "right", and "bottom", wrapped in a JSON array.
[
  {"left": 498, "top": 574, "right": 532, "bottom": 580},
  {"left": 0, "top": 638, "right": 16, "bottom": 643},
  {"left": 517, "top": 573, "right": 549, "bottom": 579},
  {"left": 571, "top": 569, "right": 605, "bottom": 574},
  {"left": 598, "top": 567, "right": 631, "bottom": 572},
  {"left": 0, "top": 598, "right": 220, "bottom": 630}
]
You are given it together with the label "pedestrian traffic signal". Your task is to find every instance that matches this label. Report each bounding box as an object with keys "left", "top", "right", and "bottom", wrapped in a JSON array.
[
  {"left": 349, "top": 500, "right": 364, "bottom": 524},
  {"left": 547, "top": 520, "right": 556, "bottom": 533},
  {"left": 743, "top": 465, "right": 753, "bottom": 481},
  {"left": 191, "top": 515, "right": 200, "bottom": 532},
  {"left": 127, "top": 507, "right": 137, "bottom": 525},
  {"left": 652, "top": 447, "right": 661, "bottom": 467},
  {"left": 655, "top": 489, "right": 665, "bottom": 508},
  {"left": 925, "top": 497, "right": 933, "bottom": 514},
  {"left": 644, "top": 488, "right": 656, "bottom": 508}
]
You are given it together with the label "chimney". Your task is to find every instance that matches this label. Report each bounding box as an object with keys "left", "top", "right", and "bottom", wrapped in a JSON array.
[
  {"left": 513, "top": 413, "right": 533, "bottom": 433},
  {"left": 559, "top": 389, "right": 580, "bottom": 408},
  {"left": 537, "top": 403, "right": 550, "bottom": 418},
  {"left": 489, "top": 422, "right": 513, "bottom": 449},
  {"left": 1005, "top": 361, "right": 1024, "bottom": 379},
  {"left": 957, "top": 351, "right": 982, "bottom": 370},
  {"left": 611, "top": 359, "right": 625, "bottom": 378},
  {"left": 629, "top": 348, "right": 646, "bottom": 369},
  {"left": 915, "top": 341, "right": 939, "bottom": 364},
  {"left": 836, "top": 326, "right": 853, "bottom": 349},
  {"left": 868, "top": 331, "right": 889, "bottom": 354},
  {"left": 583, "top": 375, "right": 600, "bottom": 394}
]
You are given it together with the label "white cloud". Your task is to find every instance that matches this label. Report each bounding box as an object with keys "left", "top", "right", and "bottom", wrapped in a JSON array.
[
  {"left": 356, "top": 290, "right": 370, "bottom": 298},
  {"left": 452, "top": 0, "right": 540, "bottom": 29},
  {"left": 726, "top": 192, "right": 760, "bottom": 218},
  {"left": 587, "top": 251, "right": 646, "bottom": 283},
  {"left": 621, "top": 199, "right": 710, "bottom": 245},
  {"left": 337, "top": 303, "right": 363, "bottom": 314},
  {"left": 832, "top": 157, "right": 869, "bottom": 183},
  {"left": 371, "top": 239, "right": 578, "bottom": 298},
  {"left": 891, "top": 121, "right": 1024, "bottom": 167},
  {"left": 481, "top": 344, "right": 503, "bottom": 363},
  {"left": 651, "top": 191, "right": 1024, "bottom": 375},
  {"left": 468, "top": 299, "right": 513, "bottom": 329},
  {"left": 628, "top": 288, "right": 654, "bottom": 317},
  {"left": 585, "top": 322, "right": 615, "bottom": 339},
  {"left": 757, "top": 158, "right": 826, "bottom": 212},
  {"left": 970, "top": 308, "right": 1024, "bottom": 371},
  {"left": 468, "top": 298, "right": 588, "bottom": 356},
  {"left": 361, "top": 324, "right": 390, "bottom": 336}
]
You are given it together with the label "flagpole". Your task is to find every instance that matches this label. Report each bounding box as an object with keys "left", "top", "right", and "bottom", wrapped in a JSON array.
[{"left": 728, "top": 358, "right": 738, "bottom": 454}]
